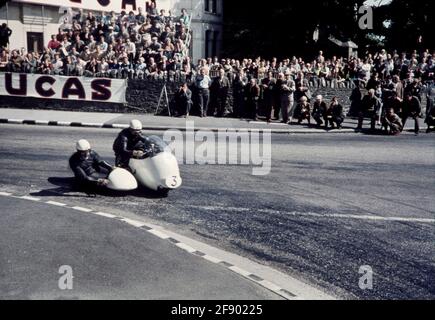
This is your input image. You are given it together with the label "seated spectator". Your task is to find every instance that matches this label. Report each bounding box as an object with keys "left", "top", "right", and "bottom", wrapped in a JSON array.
[
  {"left": 8, "top": 50, "right": 23, "bottom": 72},
  {"left": 382, "top": 108, "right": 403, "bottom": 135},
  {"left": 48, "top": 35, "right": 61, "bottom": 51},
  {"left": 294, "top": 96, "right": 311, "bottom": 125},
  {"left": 23, "top": 52, "right": 38, "bottom": 73},
  {"left": 312, "top": 95, "right": 328, "bottom": 127},
  {"left": 326, "top": 97, "right": 345, "bottom": 129}
]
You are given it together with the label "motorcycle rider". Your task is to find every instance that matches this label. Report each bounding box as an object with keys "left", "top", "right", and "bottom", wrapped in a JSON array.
[
  {"left": 69, "top": 139, "right": 114, "bottom": 190},
  {"left": 113, "top": 119, "right": 152, "bottom": 168}
]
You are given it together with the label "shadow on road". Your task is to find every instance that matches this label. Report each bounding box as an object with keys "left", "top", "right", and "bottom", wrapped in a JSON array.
[{"left": 29, "top": 177, "right": 167, "bottom": 199}]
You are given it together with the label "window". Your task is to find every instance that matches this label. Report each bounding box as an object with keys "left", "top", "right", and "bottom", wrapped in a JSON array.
[
  {"left": 27, "top": 32, "right": 43, "bottom": 53},
  {"left": 205, "top": 30, "right": 219, "bottom": 58},
  {"left": 205, "top": 0, "right": 218, "bottom": 14}
]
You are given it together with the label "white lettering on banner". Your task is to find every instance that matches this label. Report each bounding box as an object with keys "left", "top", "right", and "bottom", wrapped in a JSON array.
[
  {"left": 12, "top": 0, "right": 171, "bottom": 13},
  {"left": 0, "top": 73, "right": 127, "bottom": 103}
]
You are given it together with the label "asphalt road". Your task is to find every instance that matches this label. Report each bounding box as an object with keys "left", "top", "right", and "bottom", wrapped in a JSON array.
[
  {"left": 0, "top": 124, "right": 434, "bottom": 300},
  {"left": 0, "top": 196, "right": 279, "bottom": 300}
]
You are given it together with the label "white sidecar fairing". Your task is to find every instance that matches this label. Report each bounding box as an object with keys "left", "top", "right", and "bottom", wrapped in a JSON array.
[
  {"left": 107, "top": 168, "right": 138, "bottom": 191},
  {"left": 129, "top": 136, "right": 182, "bottom": 192}
]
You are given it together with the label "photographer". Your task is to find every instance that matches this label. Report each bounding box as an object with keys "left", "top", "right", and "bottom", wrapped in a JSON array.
[{"left": 175, "top": 83, "right": 193, "bottom": 117}]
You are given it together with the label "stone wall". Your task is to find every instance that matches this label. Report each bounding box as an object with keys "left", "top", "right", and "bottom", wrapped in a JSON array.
[{"left": 0, "top": 78, "right": 355, "bottom": 115}]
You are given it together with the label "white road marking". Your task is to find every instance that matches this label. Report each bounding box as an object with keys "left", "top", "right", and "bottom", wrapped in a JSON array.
[
  {"left": 112, "top": 124, "right": 129, "bottom": 129},
  {"left": 186, "top": 205, "right": 435, "bottom": 224},
  {"left": 57, "top": 121, "right": 72, "bottom": 126},
  {"left": 258, "top": 279, "right": 283, "bottom": 292},
  {"left": 93, "top": 211, "right": 117, "bottom": 219},
  {"left": 45, "top": 201, "right": 67, "bottom": 207},
  {"left": 19, "top": 196, "right": 41, "bottom": 201},
  {"left": 0, "top": 192, "right": 12, "bottom": 196},
  {"left": 203, "top": 255, "right": 223, "bottom": 264},
  {"left": 70, "top": 206, "right": 93, "bottom": 213},
  {"left": 229, "top": 266, "right": 252, "bottom": 277},
  {"left": 175, "top": 242, "right": 197, "bottom": 253},
  {"left": 35, "top": 120, "right": 49, "bottom": 125},
  {"left": 7, "top": 190, "right": 333, "bottom": 299},
  {"left": 7, "top": 119, "right": 24, "bottom": 124},
  {"left": 81, "top": 123, "right": 104, "bottom": 128},
  {"left": 148, "top": 229, "right": 170, "bottom": 239},
  {"left": 121, "top": 218, "right": 147, "bottom": 228}
]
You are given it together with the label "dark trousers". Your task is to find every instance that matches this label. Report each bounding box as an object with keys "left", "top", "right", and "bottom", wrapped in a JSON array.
[
  {"left": 313, "top": 113, "right": 327, "bottom": 127},
  {"left": 327, "top": 116, "right": 344, "bottom": 129},
  {"left": 247, "top": 101, "right": 258, "bottom": 120},
  {"left": 233, "top": 94, "right": 244, "bottom": 118},
  {"left": 402, "top": 114, "right": 420, "bottom": 134},
  {"left": 197, "top": 89, "right": 210, "bottom": 117},
  {"left": 264, "top": 99, "right": 275, "bottom": 121},
  {"left": 358, "top": 111, "right": 377, "bottom": 131}
]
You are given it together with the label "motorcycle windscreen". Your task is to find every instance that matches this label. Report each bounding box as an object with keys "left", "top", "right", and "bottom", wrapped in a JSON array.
[{"left": 107, "top": 168, "right": 138, "bottom": 191}]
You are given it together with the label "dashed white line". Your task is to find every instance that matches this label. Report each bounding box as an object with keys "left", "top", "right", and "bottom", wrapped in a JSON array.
[
  {"left": 203, "top": 255, "right": 223, "bottom": 264},
  {"left": 175, "top": 242, "right": 197, "bottom": 253},
  {"left": 70, "top": 206, "right": 93, "bottom": 213},
  {"left": 19, "top": 196, "right": 41, "bottom": 202},
  {"left": 186, "top": 205, "right": 435, "bottom": 224},
  {"left": 93, "top": 211, "right": 117, "bottom": 219},
  {"left": 148, "top": 229, "right": 170, "bottom": 239},
  {"left": 0, "top": 190, "right": 335, "bottom": 299},
  {"left": 122, "top": 218, "right": 147, "bottom": 228},
  {"left": 45, "top": 201, "right": 67, "bottom": 207},
  {"left": 229, "top": 266, "right": 252, "bottom": 277}
]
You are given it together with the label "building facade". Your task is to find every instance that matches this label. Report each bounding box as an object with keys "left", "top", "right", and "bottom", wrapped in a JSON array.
[{"left": 0, "top": 0, "right": 223, "bottom": 62}]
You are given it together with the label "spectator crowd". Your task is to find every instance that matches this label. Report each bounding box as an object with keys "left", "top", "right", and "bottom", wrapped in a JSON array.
[
  {"left": 0, "top": 0, "right": 192, "bottom": 79},
  {"left": 177, "top": 49, "right": 435, "bottom": 134},
  {"left": 0, "top": 5, "right": 434, "bottom": 134}
]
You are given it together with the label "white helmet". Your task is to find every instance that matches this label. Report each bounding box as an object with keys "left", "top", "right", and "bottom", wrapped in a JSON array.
[
  {"left": 316, "top": 95, "right": 323, "bottom": 100},
  {"left": 76, "top": 139, "right": 91, "bottom": 151},
  {"left": 130, "top": 119, "right": 143, "bottom": 131}
]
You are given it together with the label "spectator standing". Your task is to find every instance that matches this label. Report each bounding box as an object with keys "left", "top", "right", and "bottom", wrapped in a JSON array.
[
  {"left": 261, "top": 72, "right": 277, "bottom": 123},
  {"left": 402, "top": 92, "right": 422, "bottom": 134},
  {"left": 280, "top": 73, "right": 296, "bottom": 124},
  {"left": 245, "top": 78, "right": 260, "bottom": 120},
  {"left": 209, "top": 69, "right": 230, "bottom": 117},
  {"left": 232, "top": 70, "right": 248, "bottom": 118},
  {"left": 0, "top": 23, "right": 12, "bottom": 48},
  {"left": 194, "top": 68, "right": 212, "bottom": 117},
  {"left": 357, "top": 89, "right": 382, "bottom": 131}
]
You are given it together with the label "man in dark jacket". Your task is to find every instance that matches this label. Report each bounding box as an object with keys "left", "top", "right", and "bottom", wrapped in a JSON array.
[
  {"left": 113, "top": 120, "right": 152, "bottom": 168},
  {"left": 175, "top": 83, "right": 193, "bottom": 117},
  {"left": 69, "top": 140, "right": 114, "bottom": 190},
  {"left": 312, "top": 95, "right": 328, "bottom": 128},
  {"left": 245, "top": 79, "right": 260, "bottom": 120},
  {"left": 326, "top": 97, "right": 345, "bottom": 129},
  {"left": 382, "top": 108, "right": 403, "bottom": 135},
  {"left": 209, "top": 69, "right": 230, "bottom": 117},
  {"left": 232, "top": 70, "right": 248, "bottom": 118},
  {"left": 0, "top": 23, "right": 12, "bottom": 48},
  {"left": 402, "top": 92, "right": 422, "bottom": 134},
  {"left": 261, "top": 72, "right": 277, "bottom": 122},
  {"left": 357, "top": 89, "right": 382, "bottom": 131}
]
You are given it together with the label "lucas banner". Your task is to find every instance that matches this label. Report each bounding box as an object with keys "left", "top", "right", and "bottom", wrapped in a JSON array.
[{"left": 0, "top": 73, "right": 127, "bottom": 103}]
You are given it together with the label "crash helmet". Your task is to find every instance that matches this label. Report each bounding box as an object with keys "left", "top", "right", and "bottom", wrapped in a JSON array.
[
  {"left": 76, "top": 139, "right": 91, "bottom": 151},
  {"left": 130, "top": 119, "right": 143, "bottom": 131}
]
